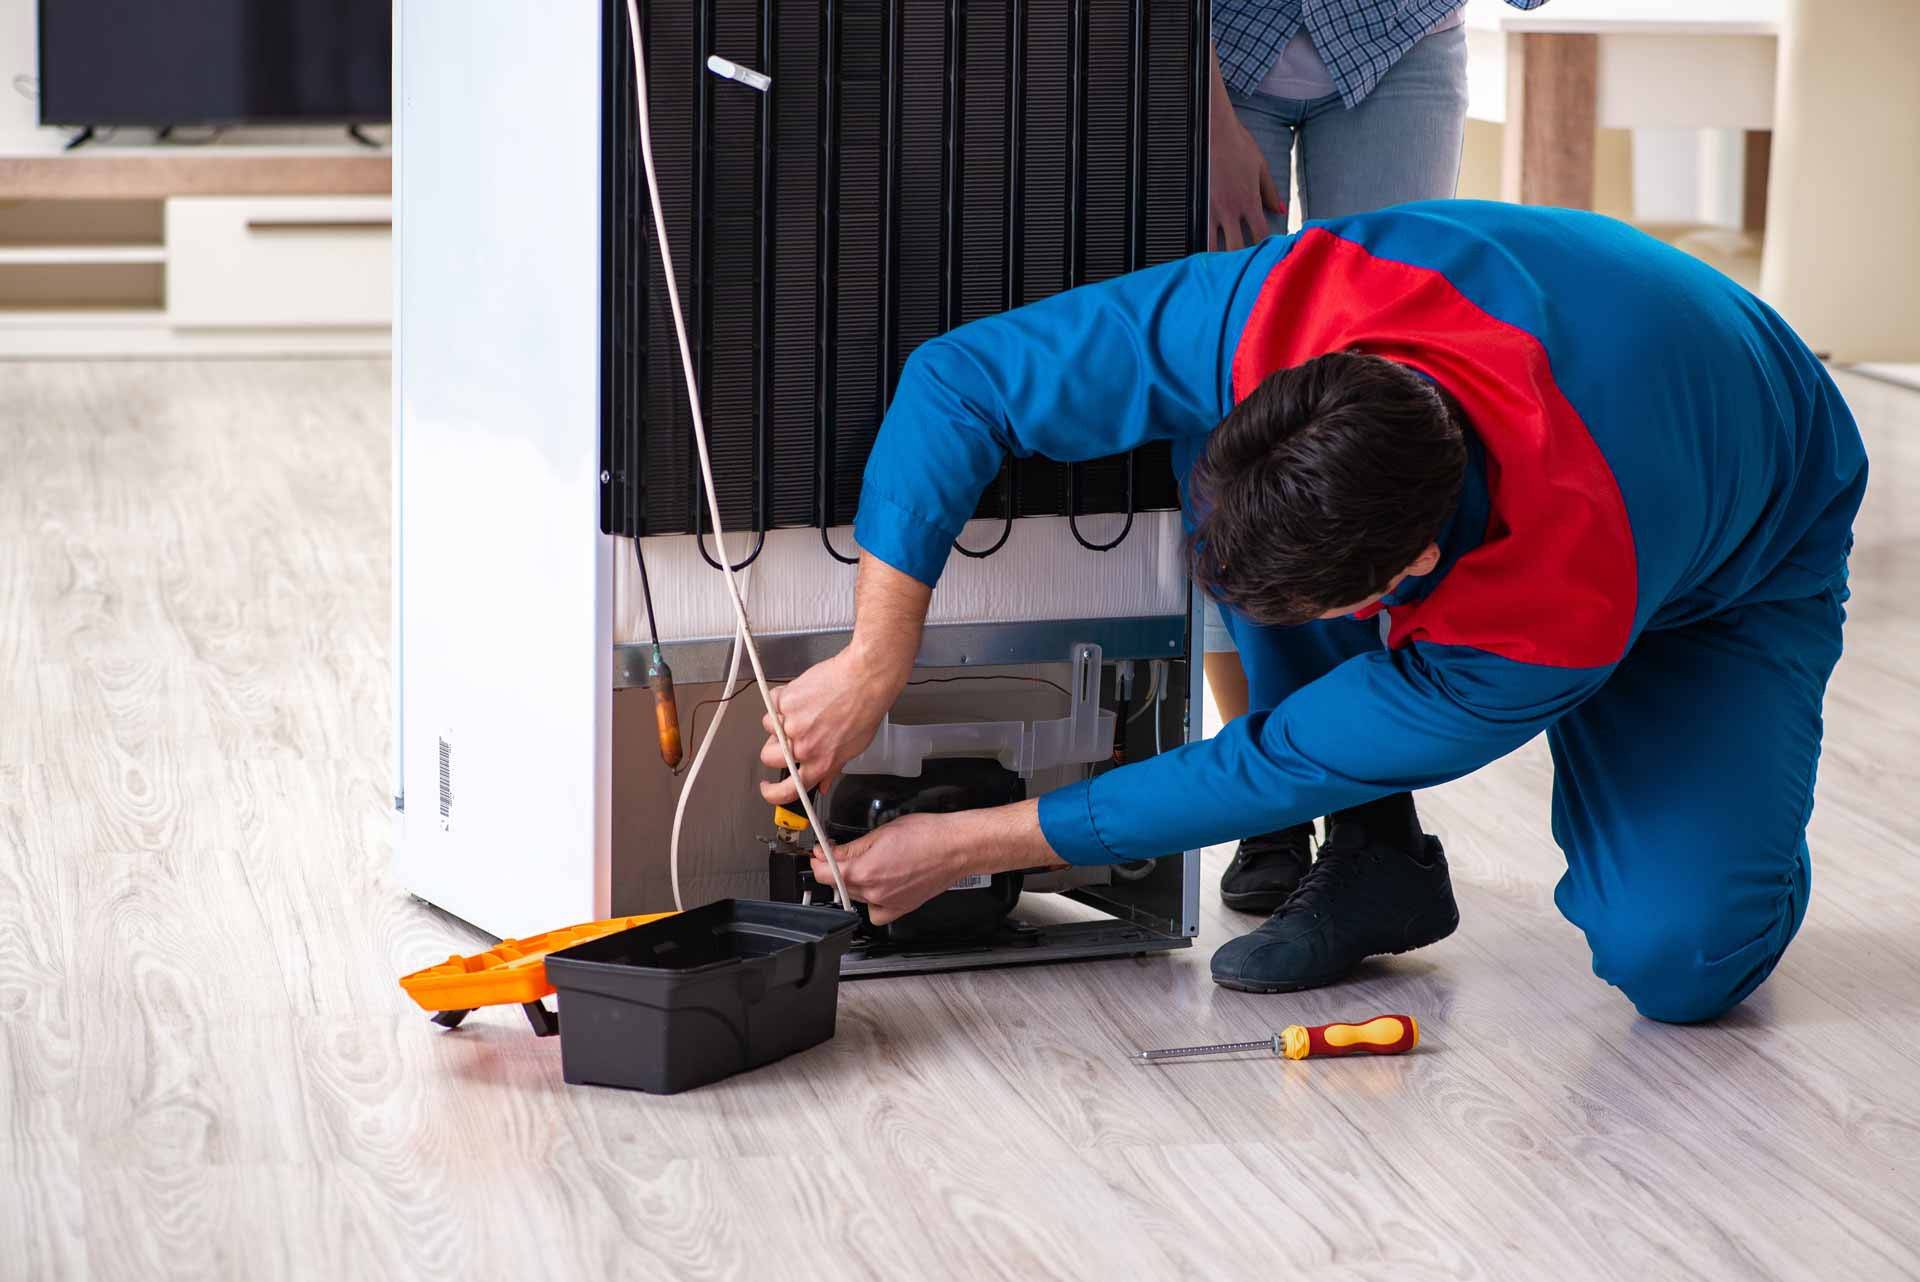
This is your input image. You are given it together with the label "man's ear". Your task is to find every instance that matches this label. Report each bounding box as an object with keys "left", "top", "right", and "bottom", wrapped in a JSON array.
[{"left": 1407, "top": 543, "right": 1442, "bottom": 577}]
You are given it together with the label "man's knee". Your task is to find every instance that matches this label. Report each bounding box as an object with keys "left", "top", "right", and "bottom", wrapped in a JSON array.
[
  {"left": 1591, "top": 927, "right": 1751, "bottom": 1023},
  {"left": 1584, "top": 904, "right": 1799, "bottom": 1024}
]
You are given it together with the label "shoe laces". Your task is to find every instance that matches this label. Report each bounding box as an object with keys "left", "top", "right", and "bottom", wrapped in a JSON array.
[
  {"left": 1279, "top": 837, "right": 1376, "bottom": 916},
  {"left": 1231, "top": 829, "right": 1314, "bottom": 872}
]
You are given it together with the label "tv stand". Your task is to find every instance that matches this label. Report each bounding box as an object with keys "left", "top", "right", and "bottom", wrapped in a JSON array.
[
  {"left": 61, "top": 126, "right": 96, "bottom": 152},
  {"left": 0, "top": 148, "right": 392, "bottom": 356},
  {"left": 153, "top": 126, "right": 227, "bottom": 146}
]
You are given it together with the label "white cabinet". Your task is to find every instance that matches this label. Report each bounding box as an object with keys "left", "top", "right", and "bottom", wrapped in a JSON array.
[{"left": 166, "top": 196, "right": 392, "bottom": 329}]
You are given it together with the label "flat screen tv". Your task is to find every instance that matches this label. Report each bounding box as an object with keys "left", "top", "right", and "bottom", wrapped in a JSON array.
[{"left": 37, "top": 0, "right": 391, "bottom": 127}]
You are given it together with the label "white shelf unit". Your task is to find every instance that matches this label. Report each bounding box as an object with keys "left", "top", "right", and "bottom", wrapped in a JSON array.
[
  {"left": 0, "top": 185, "right": 392, "bottom": 357},
  {"left": 0, "top": 244, "right": 167, "bottom": 265}
]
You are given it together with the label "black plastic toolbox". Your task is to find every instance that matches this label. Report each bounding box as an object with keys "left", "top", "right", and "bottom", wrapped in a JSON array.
[{"left": 544, "top": 899, "right": 860, "bottom": 1094}]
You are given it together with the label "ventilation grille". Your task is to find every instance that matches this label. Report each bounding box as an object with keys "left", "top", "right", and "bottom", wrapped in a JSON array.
[
  {"left": 437, "top": 735, "right": 453, "bottom": 829},
  {"left": 601, "top": 0, "right": 1207, "bottom": 545}
]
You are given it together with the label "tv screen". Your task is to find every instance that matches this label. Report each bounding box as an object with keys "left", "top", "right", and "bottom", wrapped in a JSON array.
[{"left": 38, "top": 0, "right": 391, "bottom": 127}]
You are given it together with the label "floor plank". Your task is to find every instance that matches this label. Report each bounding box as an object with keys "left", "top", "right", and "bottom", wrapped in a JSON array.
[{"left": 2, "top": 359, "right": 1917, "bottom": 1281}]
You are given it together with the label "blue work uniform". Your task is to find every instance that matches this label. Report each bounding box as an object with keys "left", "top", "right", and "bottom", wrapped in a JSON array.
[{"left": 852, "top": 201, "right": 1868, "bottom": 1022}]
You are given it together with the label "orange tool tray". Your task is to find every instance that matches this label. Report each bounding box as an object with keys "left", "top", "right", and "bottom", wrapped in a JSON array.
[{"left": 399, "top": 914, "right": 673, "bottom": 1015}]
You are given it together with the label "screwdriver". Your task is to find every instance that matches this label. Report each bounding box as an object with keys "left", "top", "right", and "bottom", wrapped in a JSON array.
[
  {"left": 767, "top": 767, "right": 820, "bottom": 837},
  {"left": 1135, "top": 1014, "right": 1418, "bottom": 1062}
]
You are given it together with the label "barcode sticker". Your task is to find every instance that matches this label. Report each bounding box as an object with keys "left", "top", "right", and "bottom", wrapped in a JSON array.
[{"left": 947, "top": 874, "right": 992, "bottom": 892}]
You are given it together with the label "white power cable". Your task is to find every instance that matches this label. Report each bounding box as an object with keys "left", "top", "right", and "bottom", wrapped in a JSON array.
[
  {"left": 1153, "top": 660, "right": 1167, "bottom": 759},
  {"left": 667, "top": 564, "right": 747, "bottom": 912},
  {"left": 1126, "top": 659, "right": 1163, "bottom": 724},
  {"left": 622, "top": 0, "right": 852, "bottom": 911}
]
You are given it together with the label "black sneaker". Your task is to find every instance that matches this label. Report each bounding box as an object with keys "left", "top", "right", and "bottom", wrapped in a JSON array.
[
  {"left": 1218, "top": 823, "right": 1315, "bottom": 914},
  {"left": 1210, "top": 824, "right": 1458, "bottom": 993}
]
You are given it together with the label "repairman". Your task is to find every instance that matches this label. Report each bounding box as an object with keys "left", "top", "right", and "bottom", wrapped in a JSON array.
[{"left": 759, "top": 200, "right": 1868, "bottom": 1023}]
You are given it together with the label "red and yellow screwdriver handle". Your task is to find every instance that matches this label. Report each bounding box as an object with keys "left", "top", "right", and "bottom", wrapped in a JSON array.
[{"left": 1282, "top": 1014, "right": 1419, "bottom": 1060}]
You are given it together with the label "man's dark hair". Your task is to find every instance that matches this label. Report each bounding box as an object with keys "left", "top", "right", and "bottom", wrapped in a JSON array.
[{"left": 1188, "top": 351, "right": 1468, "bottom": 627}]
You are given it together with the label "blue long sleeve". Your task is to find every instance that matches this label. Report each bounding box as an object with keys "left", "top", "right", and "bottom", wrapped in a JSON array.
[
  {"left": 852, "top": 245, "right": 1277, "bottom": 588},
  {"left": 1038, "top": 643, "right": 1613, "bottom": 864},
  {"left": 842, "top": 199, "right": 1866, "bottom": 869},
  {"left": 843, "top": 225, "right": 1610, "bottom": 867}
]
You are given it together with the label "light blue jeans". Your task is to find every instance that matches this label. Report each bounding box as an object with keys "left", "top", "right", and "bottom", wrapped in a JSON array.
[{"left": 1202, "top": 24, "right": 1469, "bottom": 655}]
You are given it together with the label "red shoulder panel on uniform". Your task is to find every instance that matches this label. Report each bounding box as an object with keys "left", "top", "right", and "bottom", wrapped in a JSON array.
[{"left": 1232, "top": 227, "right": 1636, "bottom": 670}]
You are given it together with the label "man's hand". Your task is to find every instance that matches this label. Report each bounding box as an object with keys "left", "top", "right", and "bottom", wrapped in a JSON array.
[
  {"left": 808, "top": 799, "right": 1065, "bottom": 924},
  {"left": 758, "top": 645, "right": 900, "bottom": 802},
  {"left": 1209, "top": 44, "right": 1283, "bottom": 251},
  {"left": 760, "top": 553, "right": 930, "bottom": 806}
]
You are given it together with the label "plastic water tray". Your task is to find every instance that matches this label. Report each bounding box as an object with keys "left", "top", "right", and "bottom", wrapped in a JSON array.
[{"left": 843, "top": 642, "right": 1114, "bottom": 779}]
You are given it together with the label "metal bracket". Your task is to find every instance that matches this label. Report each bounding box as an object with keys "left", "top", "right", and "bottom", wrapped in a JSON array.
[{"left": 617, "top": 614, "right": 1186, "bottom": 686}]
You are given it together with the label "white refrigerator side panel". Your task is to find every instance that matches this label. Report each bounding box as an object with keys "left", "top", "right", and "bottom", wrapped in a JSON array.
[
  {"left": 391, "top": 0, "right": 406, "bottom": 814},
  {"left": 395, "top": 0, "right": 610, "bottom": 936}
]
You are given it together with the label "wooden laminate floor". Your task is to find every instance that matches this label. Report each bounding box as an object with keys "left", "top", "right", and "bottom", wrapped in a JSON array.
[{"left": 3, "top": 360, "right": 1918, "bottom": 1282}]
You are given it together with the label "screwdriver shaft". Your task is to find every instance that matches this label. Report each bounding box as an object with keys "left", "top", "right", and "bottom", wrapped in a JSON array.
[{"left": 1134, "top": 1034, "right": 1282, "bottom": 1062}]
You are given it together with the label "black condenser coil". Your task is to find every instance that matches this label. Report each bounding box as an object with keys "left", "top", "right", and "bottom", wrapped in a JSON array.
[{"left": 601, "top": 0, "right": 1208, "bottom": 560}]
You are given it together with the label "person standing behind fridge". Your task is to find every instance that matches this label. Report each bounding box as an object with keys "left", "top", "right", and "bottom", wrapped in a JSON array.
[{"left": 1200, "top": 0, "right": 1552, "bottom": 915}]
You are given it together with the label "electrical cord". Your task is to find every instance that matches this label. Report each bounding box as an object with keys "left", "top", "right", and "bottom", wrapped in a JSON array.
[
  {"left": 680, "top": 672, "right": 1072, "bottom": 774},
  {"left": 621, "top": 0, "right": 852, "bottom": 912},
  {"left": 1153, "top": 659, "right": 1167, "bottom": 759},
  {"left": 1126, "top": 659, "right": 1163, "bottom": 724},
  {"left": 669, "top": 575, "right": 748, "bottom": 910},
  {"left": 908, "top": 674, "right": 1071, "bottom": 698},
  {"left": 677, "top": 673, "right": 779, "bottom": 771},
  {"left": 632, "top": 535, "right": 665, "bottom": 651}
]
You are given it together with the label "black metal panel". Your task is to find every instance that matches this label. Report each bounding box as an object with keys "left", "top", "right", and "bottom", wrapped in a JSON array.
[
  {"left": 706, "top": 0, "right": 764, "bottom": 538},
  {"left": 770, "top": 0, "right": 822, "bottom": 527},
  {"left": 602, "top": 0, "right": 1203, "bottom": 544},
  {"left": 895, "top": 0, "right": 947, "bottom": 377}
]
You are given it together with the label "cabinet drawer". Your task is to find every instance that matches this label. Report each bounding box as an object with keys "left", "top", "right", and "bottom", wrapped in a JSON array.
[{"left": 166, "top": 196, "right": 391, "bottom": 328}]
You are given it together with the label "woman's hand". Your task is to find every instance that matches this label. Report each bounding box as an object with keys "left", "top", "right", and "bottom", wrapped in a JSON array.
[
  {"left": 1209, "top": 46, "right": 1283, "bottom": 250},
  {"left": 808, "top": 800, "right": 1064, "bottom": 924}
]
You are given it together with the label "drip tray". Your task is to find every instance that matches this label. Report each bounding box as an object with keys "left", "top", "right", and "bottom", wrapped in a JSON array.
[{"left": 839, "top": 917, "right": 1189, "bottom": 978}]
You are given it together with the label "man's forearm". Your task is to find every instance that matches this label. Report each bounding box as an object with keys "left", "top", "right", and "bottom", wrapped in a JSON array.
[
  {"left": 964, "top": 799, "right": 1067, "bottom": 874},
  {"left": 847, "top": 552, "right": 932, "bottom": 688},
  {"left": 844, "top": 558, "right": 1065, "bottom": 875}
]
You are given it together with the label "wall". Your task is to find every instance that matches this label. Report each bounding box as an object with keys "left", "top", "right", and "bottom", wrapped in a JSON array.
[
  {"left": 1458, "top": 118, "right": 1638, "bottom": 220},
  {"left": 0, "top": 0, "right": 49, "bottom": 150},
  {"left": 1760, "top": 0, "right": 1920, "bottom": 361}
]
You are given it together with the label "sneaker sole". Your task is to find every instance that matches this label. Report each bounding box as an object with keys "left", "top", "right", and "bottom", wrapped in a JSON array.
[
  {"left": 1211, "top": 972, "right": 1353, "bottom": 995},
  {"left": 1210, "top": 909, "right": 1460, "bottom": 994}
]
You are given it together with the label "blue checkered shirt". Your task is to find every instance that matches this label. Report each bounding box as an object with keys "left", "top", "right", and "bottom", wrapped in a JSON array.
[{"left": 1215, "top": 0, "right": 1549, "bottom": 108}]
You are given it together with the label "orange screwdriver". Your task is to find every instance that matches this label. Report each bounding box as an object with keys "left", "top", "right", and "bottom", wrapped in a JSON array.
[{"left": 1134, "top": 1014, "right": 1418, "bottom": 1062}]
